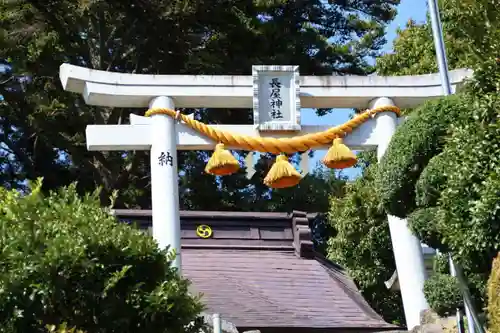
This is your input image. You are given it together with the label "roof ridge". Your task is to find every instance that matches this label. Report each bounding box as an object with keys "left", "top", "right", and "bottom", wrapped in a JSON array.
[
  {"left": 291, "top": 211, "right": 314, "bottom": 259},
  {"left": 112, "top": 209, "right": 292, "bottom": 220}
]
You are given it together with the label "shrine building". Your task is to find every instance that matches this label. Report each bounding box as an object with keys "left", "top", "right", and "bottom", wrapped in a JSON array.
[{"left": 113, "top": 209, "right": 399, "bottom": 333}]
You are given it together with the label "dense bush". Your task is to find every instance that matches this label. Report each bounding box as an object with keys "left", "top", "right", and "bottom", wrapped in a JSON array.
[
  {"left": 425, "top": 256, "right": 484, "bottom": 320},
  {"left": 437, "top": 97, "right": 500, "bottom": 273},
  {"left": 428, "top": 62, "right": 500, "bottom": 315},
  {"left": 423, "top": 273, "right": 463, "bottom": 317},
  {"left": 0, "top": 180, "right": 204, "bottom": 333},
  {"left": 488, "top": 253, "right": 500, "bottom": 333},
  {"left": 433, "top": 253, "right": 451, "bottom": 275},
  {"left": 408, "top": 207, "right": 445, "bottom": 251},
  {"left": 414, "top": 153, "right": 447, "bottom": 209},
  {"left": 376, "top": 95, "right": 468, "bottom": 218}
]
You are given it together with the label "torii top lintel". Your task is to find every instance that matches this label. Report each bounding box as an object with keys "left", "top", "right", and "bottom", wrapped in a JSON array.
[{"left": 59, "top": 64, "right": 472, "bottom": 109}]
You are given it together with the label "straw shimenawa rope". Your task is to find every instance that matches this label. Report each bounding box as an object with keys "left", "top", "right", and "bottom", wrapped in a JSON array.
[{"left": 145, "top": 105, "right": 400, "bottom": 155}]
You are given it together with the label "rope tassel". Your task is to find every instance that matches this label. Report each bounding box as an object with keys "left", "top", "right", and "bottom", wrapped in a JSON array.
[
  {"left": 322, "top": 138, "right": 357, "bottom": 169},
  {"left": 263, "top": 155, "right": 302, "bottom": 189},
  {"left": 205, "top": 143, "right": 240, "bottom": 176}
]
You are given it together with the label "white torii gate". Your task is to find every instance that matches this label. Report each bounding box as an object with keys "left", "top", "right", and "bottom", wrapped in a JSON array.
[{"left": 59, "top": 63, "right": 472, "bottom": 330}]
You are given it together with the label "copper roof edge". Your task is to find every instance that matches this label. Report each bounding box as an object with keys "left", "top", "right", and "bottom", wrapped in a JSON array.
[
  {"left": 112, "top": 209, "right": 292, "bottom": 219},
  {"left": 315, "top": 254, "right": 399, "bottom": 329}
]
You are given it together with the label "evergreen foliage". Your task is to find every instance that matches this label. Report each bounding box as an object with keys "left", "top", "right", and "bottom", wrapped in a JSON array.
[
  {"left": 0, "top": 180, "right": 203, "bottom": 333},
  {"left": 327, "top": 151, "right": 404, "bottom": 325}
]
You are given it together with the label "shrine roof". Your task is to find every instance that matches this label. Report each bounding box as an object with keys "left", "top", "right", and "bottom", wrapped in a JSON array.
[{"left": 113, "top": 209, "right": 398, "bottom": 332}]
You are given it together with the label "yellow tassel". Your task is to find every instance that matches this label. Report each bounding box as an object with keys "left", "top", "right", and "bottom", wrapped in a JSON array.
[
  {"left": 263, "top": 154, "right": 302, "bottom": 189},
  {"left": 205, "top": 143, "right": 240, "bottom": 176},
  {"left": 322, "top": 137, "right": 357, "bottom": 169}
]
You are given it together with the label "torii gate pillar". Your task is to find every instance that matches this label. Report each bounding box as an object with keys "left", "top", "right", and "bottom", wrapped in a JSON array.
[
  {"left": 372, "top": 97, "right": 429, "bottom": 329},
  {"left": 149, "top": 96, "right": 181, "bottom": 270}
]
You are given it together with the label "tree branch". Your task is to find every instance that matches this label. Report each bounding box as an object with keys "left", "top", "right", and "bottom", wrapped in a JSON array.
[
  {"left": 106, "top": 18, "right": 139, "bottom": 71},
  {"left": 98, "top": 11, "right": 107, "bottom": 70},
  {"left": 28, "top": 0, "right": 89, "bottom": 66}
]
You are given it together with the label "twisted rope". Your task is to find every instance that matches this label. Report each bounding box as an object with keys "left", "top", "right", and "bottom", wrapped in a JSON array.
[{"left": 145, "top": 105, "right": 400, "bottom": 154}]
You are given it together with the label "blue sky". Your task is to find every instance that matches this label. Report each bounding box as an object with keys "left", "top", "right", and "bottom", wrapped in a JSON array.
[
  {"left": 303, "top": 0, "right": 428, "bottom": 178},
  {"left": 384, "top": 0, "right": 428, "bottom": 51}
]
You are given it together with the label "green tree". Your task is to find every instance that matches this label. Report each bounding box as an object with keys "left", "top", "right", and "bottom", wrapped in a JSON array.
[
  {"left": 0, "top": 179, "right": 204, "bottom": 333},
  {"left": 436, "top": 62, "right": 500, "bottom": 278},
  {"left": 375, "top": 0, "right": 500, "bottom": 316},
  {"left": 327, "top": 151, "right": 404, "bottom": 325},
  {"left": 376, "top": 0, "right": 500, "bottom": 76},
  {"left": 0, "top": 0, "right": 399, "bottom": 211}
]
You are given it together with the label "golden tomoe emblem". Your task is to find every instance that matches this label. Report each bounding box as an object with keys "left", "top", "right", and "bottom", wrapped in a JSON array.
[{"left": 196, "top": 225, "right": 212, "bottom": 239}]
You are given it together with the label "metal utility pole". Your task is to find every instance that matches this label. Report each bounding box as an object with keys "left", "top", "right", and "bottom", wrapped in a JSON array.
[{"left": 427, "top": 0, "right": 452, "bottom": 96}]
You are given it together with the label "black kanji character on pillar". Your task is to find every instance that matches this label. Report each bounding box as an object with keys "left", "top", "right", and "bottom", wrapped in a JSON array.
[{"left": 158, "top": 151, "right": 174, "bottom": 166}]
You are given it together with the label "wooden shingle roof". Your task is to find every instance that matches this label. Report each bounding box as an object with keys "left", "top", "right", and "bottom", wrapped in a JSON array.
[{"left": 113, "top": 210, "right": 398, "bottom": 333}]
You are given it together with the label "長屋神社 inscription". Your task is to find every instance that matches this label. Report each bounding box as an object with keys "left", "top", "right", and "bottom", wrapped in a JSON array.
[{"left": 252, "top": 65, "right": 301, "bottom": 131}]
